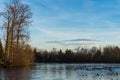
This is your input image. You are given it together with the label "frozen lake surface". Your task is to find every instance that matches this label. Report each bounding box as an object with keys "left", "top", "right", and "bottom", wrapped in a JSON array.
[{"left": 0, "top": 63, "right": 120, "bottom": 80}]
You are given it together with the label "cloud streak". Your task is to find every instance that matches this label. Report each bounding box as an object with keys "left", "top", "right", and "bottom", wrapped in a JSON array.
[
  {"left": 46, "top": 38, "right": 99, "bottom": 46},
  {"left": 64, "top": 39, "right": 99, "bottom": 42}
]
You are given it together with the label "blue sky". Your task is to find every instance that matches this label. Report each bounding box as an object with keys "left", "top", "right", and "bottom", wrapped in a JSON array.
[{"left": 1, "top": 0, "right": 120, "bottom": 50}]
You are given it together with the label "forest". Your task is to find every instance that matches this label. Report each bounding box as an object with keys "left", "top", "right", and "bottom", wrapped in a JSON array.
[{"left": 34, "top": 46, "right": 120, "bottom": 63}]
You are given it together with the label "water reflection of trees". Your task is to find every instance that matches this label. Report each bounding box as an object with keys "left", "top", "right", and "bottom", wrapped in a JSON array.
[
  {"left": 0, "top": 64, "right": 120, "bottom": 80},
  {"left": 1, "top": 67, "right": 32, "bottom": 80}
]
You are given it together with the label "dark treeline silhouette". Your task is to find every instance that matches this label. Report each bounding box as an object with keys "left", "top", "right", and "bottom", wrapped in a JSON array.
[{"left": 34, "top": 46, "right": 120, "bottom": 63}]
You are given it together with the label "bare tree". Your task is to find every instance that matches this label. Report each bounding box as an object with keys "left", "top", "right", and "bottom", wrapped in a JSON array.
[{"left": 1, "top": 0, "right": 32, "bottom": 67}]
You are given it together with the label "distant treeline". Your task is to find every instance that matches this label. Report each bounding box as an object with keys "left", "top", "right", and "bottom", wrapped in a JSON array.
[{"left": 34, "top": 46, "right": 120, "bottom": 63}]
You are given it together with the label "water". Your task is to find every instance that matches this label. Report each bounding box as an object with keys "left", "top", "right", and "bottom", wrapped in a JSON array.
[{"left": 0, "top": 63, "right": 120, "bottom": 80}]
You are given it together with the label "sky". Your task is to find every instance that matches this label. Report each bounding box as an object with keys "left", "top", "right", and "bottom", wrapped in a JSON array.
[{"left": 1, "top": 0, "right": 120, "bottom": 51}]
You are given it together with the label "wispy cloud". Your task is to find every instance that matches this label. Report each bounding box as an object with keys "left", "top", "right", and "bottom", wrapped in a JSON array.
[
  {"left": 46, "top": 38, "right": 99, "bottom": 46},
  {"left": 65, "top": 39, "right": 99, "bottom": 42},
  {"left": 46, "top": 41, "right": 95, "bottom": 46},
  {"left": 66, "top": 43, "right": 95, "bottom": 46}
]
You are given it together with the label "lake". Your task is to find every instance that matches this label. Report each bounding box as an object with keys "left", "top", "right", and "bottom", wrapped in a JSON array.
[{"left": 0, "top": 63, "right": 120, "bottom": 80}]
